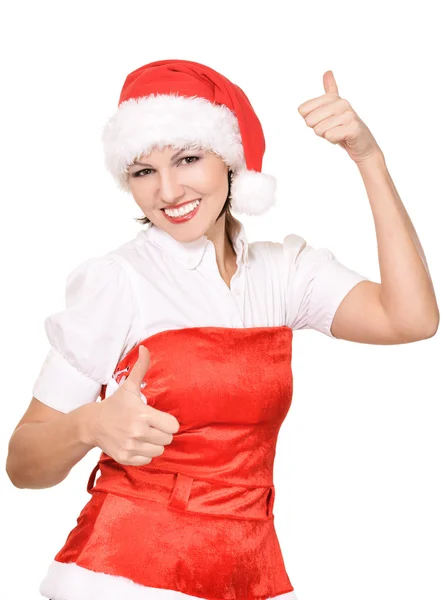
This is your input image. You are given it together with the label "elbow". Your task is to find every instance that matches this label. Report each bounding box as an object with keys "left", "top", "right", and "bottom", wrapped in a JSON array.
[
  {"left": 5, "top": 449, "right": 68, "bottom": 490},
  {"left": 5, "top": 460, "right": 68, "bottom": 489},
  {"left": 392, "top": 309, "right": 440, "bottom": 343},
  {"left": 5, "top": 448, "right": 34, "bottom": 489},
  {"left": 402, "top": 322, "right": 438, "bottom": 342},
  {"left": 419, "top": 308, "right": 440, "bottom": 340},
  {"left": 423, "top": 318, "right": 440, "bottom": 339},
  {"left": 5, "top": 456, "right": 26, "bottom": 489},
  {"left": 5, "top": 436, "right": 30, "bottom": 488}
]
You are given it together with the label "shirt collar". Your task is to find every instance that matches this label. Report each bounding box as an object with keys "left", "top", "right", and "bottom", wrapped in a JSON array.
[{"left": 145, "top": 217, "right": 250, "bottom": 270}]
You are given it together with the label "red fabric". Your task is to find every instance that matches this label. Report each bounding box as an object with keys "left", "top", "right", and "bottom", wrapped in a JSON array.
[
  {"left": 117, "top": 59, "right": 266, "bottom": 174},
  {"left": 55, "top": 326, "right": 295, "bottom": 600}
]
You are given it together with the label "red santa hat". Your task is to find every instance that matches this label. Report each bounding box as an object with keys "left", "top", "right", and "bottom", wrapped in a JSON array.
[{"left": 101, "top": 59, "right": 276, "bottom": 216}]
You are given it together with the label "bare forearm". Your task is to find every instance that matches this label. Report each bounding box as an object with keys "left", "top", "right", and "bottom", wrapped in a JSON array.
[
  {"left": 6, "top": 402, "right": 99, "bottom": 489},
  {"left": 357, "top": 152, "right": 440, "bottom": 334}
]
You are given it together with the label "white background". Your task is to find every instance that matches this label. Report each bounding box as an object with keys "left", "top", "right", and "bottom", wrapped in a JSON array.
[{"left": 1, "top": 1, "right": 444, "bottom": 599}]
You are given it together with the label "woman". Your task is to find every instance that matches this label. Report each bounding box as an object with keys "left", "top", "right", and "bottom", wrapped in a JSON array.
[{"left": 6, "top": 59, "right": 439, "bottom": 600}]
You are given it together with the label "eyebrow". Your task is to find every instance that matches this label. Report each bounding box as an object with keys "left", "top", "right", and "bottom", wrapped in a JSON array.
[{"left": 129, "top": 148, "right": 191, "bottom": 168}]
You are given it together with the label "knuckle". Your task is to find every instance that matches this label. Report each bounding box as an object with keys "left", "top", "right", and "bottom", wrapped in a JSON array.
[
  {"left": 153, "top": 444, "right": 165, "bottom": 457},
  {"left": 117, "top": 453, "right": 131, "bottom": 465},
  {"left": 123, "top": 383, "right": 138, "bottom": 395},
  {"left": 164, "top": 413, "right": 178, "bottom": 429},
  {"left": 122, "top": 438, "right": 135, "bottom": 452}
]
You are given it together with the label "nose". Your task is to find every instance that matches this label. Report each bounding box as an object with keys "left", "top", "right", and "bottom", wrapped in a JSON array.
[{"left": 158, "top": 168, "right": 186, "bottom": 206}]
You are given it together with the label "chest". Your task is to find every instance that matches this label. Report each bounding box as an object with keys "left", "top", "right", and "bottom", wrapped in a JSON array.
[
  {"left": 119, "top": 326, "right": 294, "bottom": 428},
  {"left": 112, "top": 243, "right": 288, "bottom": 359}
]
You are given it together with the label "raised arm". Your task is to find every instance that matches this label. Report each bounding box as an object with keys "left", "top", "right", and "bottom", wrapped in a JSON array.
[{"left": 297, "top": 70, "right": 439, "bottom": 344}]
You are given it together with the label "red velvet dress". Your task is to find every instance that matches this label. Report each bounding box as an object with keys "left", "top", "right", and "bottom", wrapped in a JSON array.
[{"left": 41, "top": 326, "right": 298, "bottom": 600}]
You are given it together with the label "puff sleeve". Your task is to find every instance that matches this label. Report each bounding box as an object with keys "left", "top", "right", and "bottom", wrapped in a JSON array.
[
  {"left": 32, "top": 255, "right": 139, "bottom": 412},
  {"left": 283, "top": 234, "right": 369, "bottom": 337}
]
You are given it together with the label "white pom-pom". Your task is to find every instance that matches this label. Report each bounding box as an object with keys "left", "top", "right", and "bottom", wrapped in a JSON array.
[{"left": 230, "top": 170, "right": 277, "bottom": 216}]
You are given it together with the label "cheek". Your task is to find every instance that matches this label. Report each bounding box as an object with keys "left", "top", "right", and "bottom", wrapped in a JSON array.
[
  {"left": 129, "top": 180, "right": 155, "bottom": 206},
  {"left": 191, "top": 165, "right": 227, "bottom": 194}
]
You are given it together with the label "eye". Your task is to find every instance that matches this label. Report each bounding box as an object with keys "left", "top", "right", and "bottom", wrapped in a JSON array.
[
  {"left": 130, "top": 156, "right": 200, "bottom": 178},
  {"left": 181, "top": 156, "right": 200, "bottom": 166},
  {"left": 131, "top": 168, "right": 153, "bottom": 177}
]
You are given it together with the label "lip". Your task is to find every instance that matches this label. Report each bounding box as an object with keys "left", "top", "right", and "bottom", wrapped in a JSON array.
[
  {"left": 162, "top": 199, "right": 201, "bottom": 224},
  {"left": 161, "top": 198, "right": 201, "bottom": 211}
]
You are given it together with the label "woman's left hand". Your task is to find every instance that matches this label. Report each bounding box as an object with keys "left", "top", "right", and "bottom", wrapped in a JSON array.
[{"left": 297, "top": 71, "right": 383, "bottom": 165}]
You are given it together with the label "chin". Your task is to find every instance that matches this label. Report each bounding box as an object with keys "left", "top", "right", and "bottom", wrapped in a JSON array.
[{"left": 166, "top": 221, "right": 210, "bottom": 243}]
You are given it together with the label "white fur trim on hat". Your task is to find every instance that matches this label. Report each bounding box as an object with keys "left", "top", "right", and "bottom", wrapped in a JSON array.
[{"left": 101, "top": 93, "right": 276, "bottom": 216}]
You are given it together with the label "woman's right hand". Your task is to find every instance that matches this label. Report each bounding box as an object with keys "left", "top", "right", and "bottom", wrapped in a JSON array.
[{"left": 88, "top": 345, "right": 180, "bottom": 466}]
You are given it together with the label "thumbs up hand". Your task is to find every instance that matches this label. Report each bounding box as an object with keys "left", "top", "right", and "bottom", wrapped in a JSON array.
[
  {"left": 297, "top": 70, "right": 383, "bottom": 165},
  {"left": 88, "top": 345, "right": 180, "bottom": 466}
]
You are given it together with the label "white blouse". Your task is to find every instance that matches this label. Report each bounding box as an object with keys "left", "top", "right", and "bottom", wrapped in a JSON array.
[{"left": 32, "top": 218, "right": 369, "bottom": 414}]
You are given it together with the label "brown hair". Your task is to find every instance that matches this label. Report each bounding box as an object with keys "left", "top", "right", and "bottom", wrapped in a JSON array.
[{"left": 133, "top": 169, "right": 238, "bottom": 248}]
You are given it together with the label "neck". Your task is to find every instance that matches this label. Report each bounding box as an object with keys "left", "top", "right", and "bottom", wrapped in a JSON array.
[{"left": 207, "top": 215, "right": 238, "bottom": 275}]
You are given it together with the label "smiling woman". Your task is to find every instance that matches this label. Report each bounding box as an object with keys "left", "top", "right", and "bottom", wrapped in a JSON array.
[{"left": 7, "top": 57, "right": 438, "bottom": 600}]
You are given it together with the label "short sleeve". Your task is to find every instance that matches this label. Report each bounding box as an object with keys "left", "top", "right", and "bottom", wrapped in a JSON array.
[
  {"left": 283, "top": 234, "right": 369, "bottom": 337},
  {"left": 32, "top": 255, "right": 139, "bottom": 412}
]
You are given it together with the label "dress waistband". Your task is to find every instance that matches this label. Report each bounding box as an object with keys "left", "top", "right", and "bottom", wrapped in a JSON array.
[{"left": 87, "top": 462, "right": 275, "bottom": 521}]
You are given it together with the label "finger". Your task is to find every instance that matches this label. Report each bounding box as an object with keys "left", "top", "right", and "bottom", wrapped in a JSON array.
[
  {"left": 313, "top": 114, "right": 351, "bottom": 139},
  {"left": 125, "top": 345, "right": 151, "bottom": 388},
  {"left": 133, "top": 425, "right": 174, "bottom": 446},
  {"left": 143, "top": 405, "right": 180, "bottom": 435},
  {"left": 129, "top": 441, "right": 165, "bottom": 458},
  {"left": 303, "top": 98, "right": 350, "bottom": 128},
  {"left": 120, "top": 455, "right": 153, "bottom": 467},
  {"left": 298, "top": 92, "right": 339, "bottom": 118},
  {"left": 323, "top": 70, "right": 339, "bottom": 95}
]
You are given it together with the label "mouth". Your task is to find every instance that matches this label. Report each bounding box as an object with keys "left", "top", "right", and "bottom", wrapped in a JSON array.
[{"left": 161, "top": 199, "right": 202, "bottom": 224}]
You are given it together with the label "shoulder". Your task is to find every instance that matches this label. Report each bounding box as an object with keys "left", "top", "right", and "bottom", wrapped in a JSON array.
[
  {"left": 66, "top": 253, "right": 127, "bottom": 295},
  {"left": 67, "top": 230, "right": 149, "bottom": 288},
  {"left": 247, "top": 234, "right": 308, "bottom": 269}
]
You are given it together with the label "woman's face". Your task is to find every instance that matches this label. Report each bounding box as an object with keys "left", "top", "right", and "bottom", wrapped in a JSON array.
[{"left": 127, "top": 145, "right": 230, "bottom": 242}]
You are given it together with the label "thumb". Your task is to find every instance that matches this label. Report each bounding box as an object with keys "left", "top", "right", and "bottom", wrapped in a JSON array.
[
  {"left": 323, "top": 70, "right": 339, "bottom": 95},
  {"left": 125, "top": 345, "right": 151, "bottom": 389}
]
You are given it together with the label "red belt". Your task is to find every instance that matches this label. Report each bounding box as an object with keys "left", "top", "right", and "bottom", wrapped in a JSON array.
[{"left": 87, "top": 462, "right": 275, "bottom": 521}]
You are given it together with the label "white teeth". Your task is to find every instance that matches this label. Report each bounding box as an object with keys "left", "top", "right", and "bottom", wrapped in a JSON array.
[{"left": 165, "top": 199, "right": 200, "bottom": 218}]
